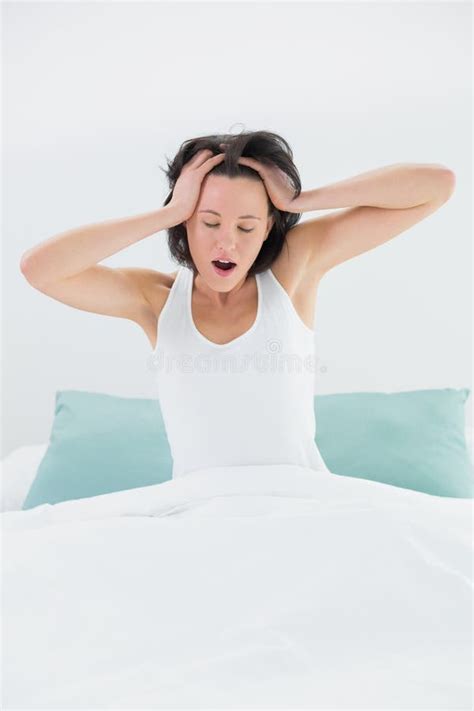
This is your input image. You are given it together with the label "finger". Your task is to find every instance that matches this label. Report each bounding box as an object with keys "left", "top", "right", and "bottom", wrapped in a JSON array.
[
  {"left": 200, "top": 153, "right": 226, "bottom": 172},
  {"left": 238, "top": 157, "right": 262, "bottom": 174},
  {"left": 238, "top": 157, "right": 259, "bottom": 167},
  {"left": 193, "top": 150, "right": 221, "bottom": 170},
  {"left": 207, "top": 153, "right": 225, "bottom": 163},
  {"left": 194, "top": 149, "right": 212, "bottom": 159},
  {"left": 187, "top": 149, "right": 212, "bottom": 169}
]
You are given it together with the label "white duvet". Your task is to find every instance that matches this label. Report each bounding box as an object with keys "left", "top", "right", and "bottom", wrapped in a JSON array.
[{"left": 2, "top": 463, "right": 473, "bottom": 710}]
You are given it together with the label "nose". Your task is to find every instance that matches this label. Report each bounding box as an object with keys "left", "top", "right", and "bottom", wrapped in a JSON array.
[{"left": 216, "top": 233, "right": 237, "bottom": 252}]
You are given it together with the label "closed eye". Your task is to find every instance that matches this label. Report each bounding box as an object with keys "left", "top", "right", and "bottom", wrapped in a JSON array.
[{"left": 204, "top": 222, "right": 254, "bottom": 233}]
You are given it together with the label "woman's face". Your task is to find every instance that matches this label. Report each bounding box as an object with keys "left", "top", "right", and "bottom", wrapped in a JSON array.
[{"left": 184, "top": 174, "right": 274, "bottom": 291}]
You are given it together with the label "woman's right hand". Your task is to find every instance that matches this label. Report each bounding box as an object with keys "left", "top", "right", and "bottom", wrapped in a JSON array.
[{"left": 168, "top": 149, "right": 226, "bottom": 225}]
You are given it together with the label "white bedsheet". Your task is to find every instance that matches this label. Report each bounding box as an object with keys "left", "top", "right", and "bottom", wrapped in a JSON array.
[{"left": 2, "top": 463, "right": 473, "bottom": 709}]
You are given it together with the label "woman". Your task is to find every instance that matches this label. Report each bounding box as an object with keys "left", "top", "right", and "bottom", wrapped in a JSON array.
[
  {"left": 19, "top": 130, "right": 455, "bottom": 479},
  {"left": 15, "top": 132, "right": 470, "bottom": 710}
]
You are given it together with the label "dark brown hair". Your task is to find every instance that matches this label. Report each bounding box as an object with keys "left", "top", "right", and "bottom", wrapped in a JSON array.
[{"left": 159, "top": 129, "right": 303, "bottom": 276}]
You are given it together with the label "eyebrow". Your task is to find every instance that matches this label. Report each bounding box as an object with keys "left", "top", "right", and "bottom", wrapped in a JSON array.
[{"left": 198, "top": 209, "right": 261, "bottom": 220}]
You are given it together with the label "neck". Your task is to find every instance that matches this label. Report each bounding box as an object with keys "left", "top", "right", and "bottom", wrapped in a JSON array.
[{"left": 193, "top": 269, "right": 252, "bottom": 309}]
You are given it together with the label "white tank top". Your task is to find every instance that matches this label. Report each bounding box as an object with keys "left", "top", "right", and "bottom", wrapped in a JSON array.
[{"left": 150, "top": 265, "right": 330, "bottom": 479}]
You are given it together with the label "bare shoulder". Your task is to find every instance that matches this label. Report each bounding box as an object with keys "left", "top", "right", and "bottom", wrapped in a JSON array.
[
  {"left": 142, "top": 268, "right": 178, "bottom": 308},
  {"left": 136, "top": 268, "right": 179, "bottom": 350}
]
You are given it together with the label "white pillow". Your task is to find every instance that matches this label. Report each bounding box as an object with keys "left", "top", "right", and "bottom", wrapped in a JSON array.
[
  {"left": 1, "top": 443, "right": 48, "bottom": 512},
  {"left": 1, "top": 428, "right": 473, "bottom": 513}
]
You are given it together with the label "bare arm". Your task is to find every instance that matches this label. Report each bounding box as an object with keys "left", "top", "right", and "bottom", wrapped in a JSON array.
[
  {"left": 19, "top": 149, "right": 225, "bottom": 323},
  {"left": 20, "top": 204, "right": 179, "bottom": 286},
  {"left": 19, "top": 204, "right": 180, "bottom": 322}
]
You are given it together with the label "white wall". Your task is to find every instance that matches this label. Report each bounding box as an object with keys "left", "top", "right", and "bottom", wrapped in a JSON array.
[{"left": 3, "top": 1, "right": 472, "bottom": 456}]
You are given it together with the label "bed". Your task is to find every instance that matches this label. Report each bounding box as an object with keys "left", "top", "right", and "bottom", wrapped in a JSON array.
[{"left": 1, "top": 390, "right": 473, "bottom": 709}]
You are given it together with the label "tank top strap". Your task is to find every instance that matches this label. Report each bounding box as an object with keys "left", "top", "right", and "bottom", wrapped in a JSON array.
[{"left": 153, "top": 266, "right": 187, "bottom": 350}]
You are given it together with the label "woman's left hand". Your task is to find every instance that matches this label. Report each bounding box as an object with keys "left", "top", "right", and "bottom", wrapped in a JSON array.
[{"left": 219, "top": 145, "right": 302, "bottom": 213}]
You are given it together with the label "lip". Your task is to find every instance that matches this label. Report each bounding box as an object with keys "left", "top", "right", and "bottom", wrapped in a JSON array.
[{"left": 212, "top": 261, "right": 237, "bottom": 278}]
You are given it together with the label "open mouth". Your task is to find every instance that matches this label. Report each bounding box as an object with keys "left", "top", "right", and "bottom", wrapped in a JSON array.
[{"left": 212, "top": 260, "right": 237, "bottom": 276}]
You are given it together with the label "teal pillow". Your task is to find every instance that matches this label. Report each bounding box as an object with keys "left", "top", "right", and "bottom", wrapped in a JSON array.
[
  {"left": 314, "top": 387, "right": 473, "bottom": 498},
  {"left": 23, "top": 387, "right": 472, "bottom": 510},
  {"left": 22, "top": 390, "right": 173, "bottom": 510}
]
